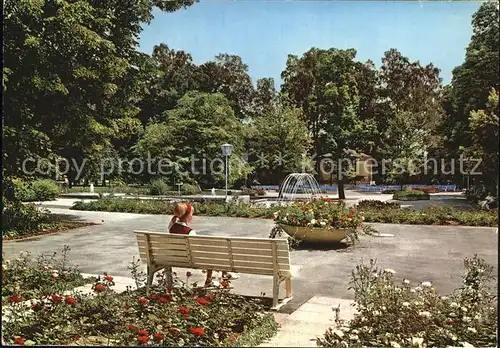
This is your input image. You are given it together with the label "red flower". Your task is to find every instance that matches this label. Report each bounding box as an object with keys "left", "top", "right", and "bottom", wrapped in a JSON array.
[
  {"left": 221, "top": 281, "right": 230, "bottom": 288},
  {"left": 94, "top": 284, "right": 107, "bottom": 293},
  {"left": 196, "top": 297, "right": 208, "bottom": 305},
  {"left": 14, "top": 337, "right": 25, "bottom": 345},
  {"left": 138, "top": 329, "right": 149, "bottom": 336},
  {"left": 104, "top": 275, "right": 113, "bottom": 282},
  {"left": 205, "top": 293, "right": 215, "bottom": 302},
  {"left": 161, "top": 293, "right": 171, "bottom": 299},
  {"left": 186, "top": 271, "right": 192, "bottom": 277},
  {"left": 72, "top": 336, "right": 79, "bottom": 342},
  {"left": 8, "top": 295, "right": 22, "bottom": 303},
  {"left": 188, "top": 327, "right": 205, "bottom": 336},
  {"left": 159, "top": 297, "right": 168, "bottom": 303},
  {"left": 138, "top": 297, "right": 149, "bottom": 305},
  {"left": 137, "top": 335, "right": 149, "bottom": 344},
  {"left": 127, "top": 325, "right": 138, "bottom": 332},
  {"left": 183, "top": 313, "right": 190, "bottom": 318},
  {"left": 178, "top": 306, "right": 190, "bottom": 314},
  {"left": 153, "top": 333, "right": 164, "bottom": 342},
  {"left": 150, "top": 294, "right": 158, "bottom": 300},
  {"left": 65, "top": 296, "right": 76, "bottom": 306},
  {"left": 51, "top": 294, "right": 63, "bottom": 304},
  {"left": 51, "top": 273, "right": 58, "bottom": 279}
]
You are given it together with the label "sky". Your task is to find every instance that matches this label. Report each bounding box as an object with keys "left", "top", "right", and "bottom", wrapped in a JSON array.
[{"left": 139, "top": 0, "right": 484, "bottom": 88}]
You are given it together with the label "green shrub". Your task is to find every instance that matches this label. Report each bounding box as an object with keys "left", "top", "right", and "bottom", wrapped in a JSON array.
[
  {"left": 11, "top": 178, "right": 35, "bottom": 201},
  {"left": 356, "top": 200, "right": 401, "bottom": 209},
  {"left": 2, "top": 201, "right": 58, "bottom": 237},
  {"left": 381, "top": 189, "right": 397, "bottom": 194},
  {"left": 393, "top": 189, "right": 430, "bottom": 201},
  {"left": 182, "top": 183, "right": 200, "bottom": 195},
  {"left": 149, "top": 179, "right": 171, "bottom": 195},
  {"left": 31, "top": 179, "right": 60, "bottom": 201}
]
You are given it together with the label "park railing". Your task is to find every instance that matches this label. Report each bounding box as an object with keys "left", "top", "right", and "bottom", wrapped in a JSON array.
[{"left": 251, "top": 184, "right": 457, "bottom": 193}]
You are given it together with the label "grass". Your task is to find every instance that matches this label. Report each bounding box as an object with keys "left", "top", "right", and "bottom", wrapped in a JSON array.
[{"left": 233, "top": 313, "right": 278, "bottom": 347}]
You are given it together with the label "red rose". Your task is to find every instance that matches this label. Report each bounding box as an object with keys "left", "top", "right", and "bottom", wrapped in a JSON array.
[
  {"left": 14, "top": 337, "right": 25, "bottom": 345},
  {"left": 138, "top": 297, "right": 149, "bottom": 305},
  {"left": 183, "top": 313, "right": 190, "bottom": 318},
  {"left": 153, "top": 333, "right": 164, "bottom": 342},
  {"left": 94, "top": 284, "right": 107, "bottom": 293},
  {"left": 168, "top": 327, "right": 180, "bottom": 336},
  {"left": 31, "top": 303, "right": 43, "bottom": 311},
  {"left": 205, "top": 293, "right": 215, "bottom": 302},
  {"left": 51, "top": 294, "right": 63, "bottom": 304},
  {"left": 72, "top": 336, "right": 79, "bottom": 342},
  {"left": 188, "top": 327, "right": 205, "bottom": 336},
  {"left": 196, "top": 297, "right": 208, "bottom": 305},
  {"left": 178, "top": 306, "right": 190, "bottom": 314},
  {"left": 186, "top": 271, "right": 192, "bottom": 277},
  {"left": 8, "top": 295, "right": 22, "bottom": 303},
  {"left": 65, "top": 296, "right": 76, "bottom": 306},
  {"left": 150, "top": 294, "right": 158, "bottom": 300},
  {"left": 104, "top": 275, "right": 113, "bottom": 282},
  {"left": 128, "top": 325, "right": 138, "bottom": 332},
  {"left": 221, "top": 281, "right": 230, "bottom": 288},
  {"left": 159, "top": 297, "right": 168, "bottom": 303},
  {"left": 51, "top": 273, "right": 58, "bottom": 279},
  {"left": 161, "top": 293, "right": 171, "bottom": 299},
  {"left": 138, "top": 329, "right": 149, "bottom": 336},
  {"left": 137, "top": 335, "right": 149, "bottom": 344}
]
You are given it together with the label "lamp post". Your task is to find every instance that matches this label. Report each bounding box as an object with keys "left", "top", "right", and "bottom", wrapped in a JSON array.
[{"left": 221, "top": 143, "right": 233, "bottom": 201}]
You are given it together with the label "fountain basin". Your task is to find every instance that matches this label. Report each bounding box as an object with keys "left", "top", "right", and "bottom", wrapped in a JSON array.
[{"left": 279, "top": 224, "right": 348, "bottom": 243}]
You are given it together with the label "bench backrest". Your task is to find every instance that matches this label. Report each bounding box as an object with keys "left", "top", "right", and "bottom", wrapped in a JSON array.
[{"left": 134, "top": 231, "right": 291, "bottom": 276}]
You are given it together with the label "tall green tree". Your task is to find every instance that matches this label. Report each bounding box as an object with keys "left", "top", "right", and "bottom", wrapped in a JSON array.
[
  {"left": 135, "top": 91, "right": 250, "bottom": 187},
  {"left": 281, "top": 48, "right": 366, "bottom": 199}
]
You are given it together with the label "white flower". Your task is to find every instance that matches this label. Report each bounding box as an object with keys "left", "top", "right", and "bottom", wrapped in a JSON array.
[
  {"left": 384, "top": 268, "right": 396, "bottom": 274},
  {"left": 403, "top": 279, "right": 410, "bottom": 285},
  {"left": 461, "top": 307, "right": 468, "bottom": 312},
  {"left": 473, "top": 314, "right": 480, "bottom": 320},
  {"left": 332, "top": 329, "right": 344, "bottom": 338},
  {"left": 320, "top": 221, "right": 326, "bottom": 226},
  {"left": 381, "top": 306, "right": 387, "bottom": 311},
  {"left": 349, "top": 334, "right": 359, "bottom": 341},
  {"left": 273, "top": 212, "right": 279, "bottom": 217},
  {"left": 463, "top": 316, "right": 471, "bottom": 322},
  {"left": 362, "top": 216, "right": 365, "bottom": 221},
  {"left": 450, "top": 302, "right": 459, "bottom": 308},
  {"left": 449, "top": 312, "right": 456, "bottom": 317},
  {"left": 467, "top": 327, "right": 477, "bottom": 333},
  {"left": 418, "top": 311, "right": 431, "bottom": 318},
  {"left": 390, "top": 341, "right": 401, "bottom": 348},
  {"left": 410, "top": 289, "right": 416, "bottom": 293},
  {"left": 411, "top": 337, "right": 424, "bottom": 346},
  {"left": 402, "top": 302, "right": 410, "bottom": 307},
  {"left": 448, "top": 332, "right": 458, "bottom": 341},
  {"left": 373, "top": 310, "right": 380, "bottom": 316},
  {"left": 361, "top": 316, "right": 367, "bottom": 322},
  {"left": 440, "top": 296, "right": 449, "bottom": 300},
  {"left": 421, "top": 281, "right": 432, "bottom": 287},
  {"left": 310, "top": 219, "right": 317, "bottom": 225},
  {"left": 414, "top": 286, "right": 422, "bottom": 292},
  {"left": 51, "top": 273, "right": 58, "bottom": 278},
  {"left": 351, "top": 329, "right": 359, "bottom": 334}
]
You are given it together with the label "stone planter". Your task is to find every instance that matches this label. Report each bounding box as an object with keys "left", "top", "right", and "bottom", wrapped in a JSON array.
[{"left": 280, "top": 224, "right": 348, "bottom": 243}]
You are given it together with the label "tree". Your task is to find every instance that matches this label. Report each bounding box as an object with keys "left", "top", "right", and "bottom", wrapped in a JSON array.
[
  {"left": 248, "top": 95, "right": 312, "bottom": 184},
  {"left": 198, "top": 54, "right": 255, "bottom": 120},
  {"left": 282, "top": 47, "right": 367, "bottom": 199},
  {"left": 467, "top": 88, "right": 499, "bottom": 194},
  {"left": 135, "top": 92, "right": 250, "bottom": 187},
  {"left": 252, "top": 77, "right": 277, "bottom": 118},
  {"left": 2, "top": 0, "right": 195, "bottom": 183},
  {"left": 376, "top": 49, "right": 444, "bottom": 187}
]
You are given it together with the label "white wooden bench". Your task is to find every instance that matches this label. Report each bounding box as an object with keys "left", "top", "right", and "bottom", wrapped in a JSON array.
[{"left": 134, "top": 230, "right": 293, "bottom": 310}]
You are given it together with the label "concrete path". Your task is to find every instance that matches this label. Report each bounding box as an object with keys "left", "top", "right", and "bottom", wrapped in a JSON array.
[{"left": 3, "top": 205, "right": 497, "bottom": 314}]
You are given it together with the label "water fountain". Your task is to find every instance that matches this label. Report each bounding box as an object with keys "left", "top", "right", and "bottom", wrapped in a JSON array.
[{"left": 277, "top": 173, "right": 322, "bottom": 202}]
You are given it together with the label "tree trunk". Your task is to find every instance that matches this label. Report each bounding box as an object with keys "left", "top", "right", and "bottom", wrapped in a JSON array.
[{"left": 337, "top": 159, "right": 346, "bottom": 199}]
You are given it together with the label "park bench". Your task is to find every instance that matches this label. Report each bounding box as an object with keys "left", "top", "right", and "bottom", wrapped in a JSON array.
[{"left": 134, "top": 230, "right": 293, "bottom": 310}]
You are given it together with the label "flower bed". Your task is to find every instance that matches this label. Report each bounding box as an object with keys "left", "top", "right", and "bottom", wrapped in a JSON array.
[
  {"left": 272, "top": 199, "right": 375, "bottom": 244},
  {"left": 317, "top": 256, "right": 497, "bottom": 347},
  {"left": 2, "top": 251, "right": 277, "bottom": 346},
  {"left": 393, "top": 190, "right": 430, "bottom": 201}
]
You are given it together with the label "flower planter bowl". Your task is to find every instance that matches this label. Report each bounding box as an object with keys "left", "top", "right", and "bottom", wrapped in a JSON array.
[{"left": 280, "top": 224, "right": 348, "bottom": 243}]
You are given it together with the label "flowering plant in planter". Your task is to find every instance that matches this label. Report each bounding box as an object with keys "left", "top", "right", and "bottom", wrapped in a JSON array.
[{"left": 271, "top": 199, "right": 375, "bottom": 244}]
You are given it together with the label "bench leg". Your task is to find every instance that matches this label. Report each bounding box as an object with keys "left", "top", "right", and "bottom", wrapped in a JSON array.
[
  {"left": 271, "top": 275, "right": 280, "bottom": 310},
  {"left": 165, "top": 266, "right": 173, "bottom": 290},
  {"left": 285, "top": 277, "right": 292, "bottom": 298},
  {"left": 146, "top": 265, "right": 154, "bottom": 295}
]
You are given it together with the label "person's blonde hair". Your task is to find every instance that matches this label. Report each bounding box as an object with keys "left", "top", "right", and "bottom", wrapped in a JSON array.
[{"left": 172, "top": 202, "right": 193, "bottom": 222}]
